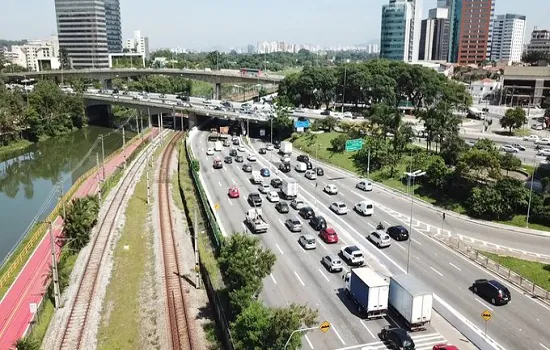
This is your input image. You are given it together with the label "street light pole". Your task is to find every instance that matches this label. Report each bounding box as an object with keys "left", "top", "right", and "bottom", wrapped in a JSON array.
[
  {"left": 341, "top": 66, "right": 347, "bottom": 114},
  {"left": 526, "top": 157, "right": 537, "bottom": 228},
  {"left": 45, "top": 221, "right": 60, "bottom": 309},
  {"left": 284, "top": 326, "right": 318, "bottom": 350},
  {"left": 58, "top": 181, "right": 66, "bottom": 219},
  {"left": 406, "top": 170, "right": 425, "bottom": 274}
]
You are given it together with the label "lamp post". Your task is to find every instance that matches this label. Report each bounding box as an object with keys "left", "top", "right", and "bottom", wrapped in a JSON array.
[
  {"left": 41, "top": 220, "right": 60, "bottom": 309},
  {"left": 526, "top": 156, "right": 537, "bottom": 228},
  {"left": 58, "top": 181, "right": 66, "bottom": 219},
  {"left": 284, "top": 326, "right": 318, "bottom": 350},
  {"left": 341, "top": 66, "right": 347, "bottom": 114},
  {"left": 405, "top": 170, "right": 426, "bottom": 274}
]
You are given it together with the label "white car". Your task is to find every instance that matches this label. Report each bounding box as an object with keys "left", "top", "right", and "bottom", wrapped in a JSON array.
[
  {"left": 355, "top": 200, "right": 374, "bottom": 216},
  {"left": 343, "top": 111, "right": 353, "bottom": 118},
  {"left": 532, "top": 124, "right": 544, "bottom": 131},
  {"left": 258, "top": 183, "right": 270, "bottom": 194},
  {"left": 500, "top": 145, "right": 519, "bottom": 153},
  {"left": 340, "top": 245, "right": 364, "bottom": 266},
  {"left": 280, "top": 156, "right": 291, "bottom": 163},
  {"left": 330, "top": 202, "right": 348, "bottom": 215},
  {"left": 356, "top": 180, "right": 373, "bottom": 191},
  {"left": 524, "top": 135, "right": 540, "bottom": 142},
  {"left": 266, "top": 144, "right": 274, "bottom": 151},
  {"left": 247, "top": 154, "right": 257, "bottom": 162},
  {"left": 367, "top": 230, "right": 391, "bottom": 248},
  {"left": 536, "top": 138, "right": 550, "bottom": 145},
  {"left": 238, "top": 146, "right": 246, "bottom": 152},
  {"left": 537, "top": 149, "right": 550, "bottom": 156},
  {"left": 291, "top": 199, "right": 305, "bottom": 210},
  {"left": 206, "top": 148, "right": 214, "bottom": 155},
  {"left": 305, "top": 170, "right": 317, "bottom": 180},
  {"left": 298, "top": 234, "right": 317, "bottom": 250},
  {"left": 266, "top": 191, "right": 280, "bottom": 202},
  {"left": 324, "top": 184, "right": 338, "bottom": 195}
]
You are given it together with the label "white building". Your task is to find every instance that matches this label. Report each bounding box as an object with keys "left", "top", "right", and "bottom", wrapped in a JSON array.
[
  {"left": 5, "top": 37, "right": 60, "bottom": 71},
  {"left": 124, "top": 30, "right": 150, "bottom": 59},
  {"left": 490, "top": 14, "right": 526, "bottom": 64},
  {"left": 468, "top": 78, "right": 502, "bottom": 102}
]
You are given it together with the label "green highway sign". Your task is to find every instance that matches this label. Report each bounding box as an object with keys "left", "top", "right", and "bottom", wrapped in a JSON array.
[{"left": 345, "top": 139, "right": 363, "bottom": 152}]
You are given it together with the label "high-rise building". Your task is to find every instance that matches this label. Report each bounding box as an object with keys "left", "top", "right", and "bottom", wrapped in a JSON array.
[
  {"left": 526, "top": 28, "right": 550, "bottom": 55},
  {"left": 54, "top": 0, "right": 109, "bottom": 69},
  {"left": 380, "top": 0, "right": 423, "bottom": 61},
  {"left": 247, "top": 45, "right": 255, "bottom": 54},
  {"left": 124, "top": 30, "right": 149, "bottom": 59},
  {"left": 448, "top": 0, "right": 495, "bottom": 64},
  {"left": 105, "top": 0, "right": 122, "bottom": 53},
  {"left": 5, "top": 37, "right": 60, "bottom": 71},
  {"left": 419, "top": 8, "right": 450, "bottom": 61},
  {"left": 490, "top": 14, "right": 526, "bottom": 64},
  {"left": 437, "top": 0, "right": 451, "bottom": 7}
]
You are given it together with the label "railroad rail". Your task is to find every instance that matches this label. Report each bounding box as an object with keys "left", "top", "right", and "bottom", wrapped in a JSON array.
[
  {"left": 56, "top": 132, "right": 164, "bottom": 350},
  {"left": 157, "top": 132, "right": 198, "bottom": 349}
]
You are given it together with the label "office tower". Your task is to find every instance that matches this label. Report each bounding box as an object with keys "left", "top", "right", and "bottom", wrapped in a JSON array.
[
  {"left": 448, "top": 0, "right": 495, "bottom": 64},
  {"left": 526, "top": 28, "right": 550, "bottom": 55},
  {"left": 437, "top": 0, "right": 451, "bottom": 7},
  {"left": 124, "top": 30, "right": 150, "bottom": 59},
  {"left": 54, "top": 0, "right": 109, "bottom": 69},
  {"left": 105, "top": 0, "right": 122, "bottom": 53},
  {"left": 380, "top": 0, "right": 423, "bottom": 62},
  {"left": 490, "top": 14, "right": 526, "bottom": 63},
  {"left": 419, "top": 8, "right": 450, "bottom": 61}
]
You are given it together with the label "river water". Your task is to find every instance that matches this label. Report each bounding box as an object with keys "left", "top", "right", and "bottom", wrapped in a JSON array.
[{"left": 0, "top": 126, "right": 136, "bottom": 264}]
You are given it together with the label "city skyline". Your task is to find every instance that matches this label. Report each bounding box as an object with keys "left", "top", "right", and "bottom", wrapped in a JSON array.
[{"left": 1, "top": 0, "right": 548, "bottom": 50}]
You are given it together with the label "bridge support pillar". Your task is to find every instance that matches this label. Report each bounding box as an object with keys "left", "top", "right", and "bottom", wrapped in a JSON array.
[
  {"left": 188, "top": 113, "right": 198, "bottom": 129},
  {"left": 102, "top": 79, "right": 113, "bottom": 90},
  {"left": 215, "top": 83, "right": 221, "bottom": 100}
]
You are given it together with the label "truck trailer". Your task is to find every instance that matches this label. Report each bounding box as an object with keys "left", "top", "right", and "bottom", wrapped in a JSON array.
[
  {"left": 344, "top": 267, "right": 389, "bottom": 319},
  {"left": 279, "top": 141, "right": 293, "bottom": 155},
  {"left": 280, "top": 178, "right": 298, "bottom": 199},
  {"left": 388, "top": 274, "right": 433, "bottom": 331}
]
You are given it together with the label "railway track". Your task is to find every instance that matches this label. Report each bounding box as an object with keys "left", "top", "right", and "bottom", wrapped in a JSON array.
[
  {"left": 56, "top": 132, "right": 164, "bottom": 350},
  {"left": 157, "top": 132, "right": 198, "bottom": 350}
]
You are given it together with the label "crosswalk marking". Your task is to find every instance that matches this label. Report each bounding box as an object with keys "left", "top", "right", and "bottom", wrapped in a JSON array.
[{"left": 333, "top": 332, "right": 447, "bottom": 350}]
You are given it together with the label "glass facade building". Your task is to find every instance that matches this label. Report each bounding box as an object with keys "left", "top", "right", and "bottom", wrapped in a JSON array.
[
  {"left": 105, "top": 0, "right": 122, "bottom": 53},
  {"left": 380, "top": 1, "right": 413, "bottom": 61}
]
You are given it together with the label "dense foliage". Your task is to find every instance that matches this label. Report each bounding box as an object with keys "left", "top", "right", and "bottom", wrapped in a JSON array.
[
  {"left": 112, "top": 75, "right": 193, "bottom": 95},
  {"left": 63, "top": 195, "right": 100, "bottom": 251}
]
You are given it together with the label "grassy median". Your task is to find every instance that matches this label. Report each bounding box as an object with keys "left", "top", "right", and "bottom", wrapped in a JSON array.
[{"left": 481, "top": 252, "right": 550, "bottom": 291}]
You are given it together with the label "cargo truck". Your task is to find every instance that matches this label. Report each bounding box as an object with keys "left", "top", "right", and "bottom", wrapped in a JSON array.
[
  {"left": 250, "top": 170, "right": 262, "bottom": 184},
  {"left": 388, "top": 274, "right": 433, "bottom": 331},
  {"left": 214, "top": 141, "right": 222, "bottom": 151},
  {"left": 279, "top": 141, "right": 293, "bottom": 155},
  {"left": 245, "top": 208, "right": 269, "bottom": 233},
  {"left": 280, "top": 178, "right": 298, "bottom": 199},
  {"left": 343, "top": 267, "right": 389, "bottom": 319}
]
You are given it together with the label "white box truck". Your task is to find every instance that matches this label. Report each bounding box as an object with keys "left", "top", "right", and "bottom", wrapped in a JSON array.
[
  {"left": 250, "top": 170, "right": 262, "bottom": 184},
  {"left": 214, "top": 141, "right": 222, "bottom": 151},
  {"left": 344, "top": 267, "right": 389, "bottom": 319},
  {"left": 388, "top": 274, "right": 433, "bottom": 331},
  {"left": 279, "top": 141, "right": 292, "bottom": 155},
  {"left": 280, "top": 178, "right": 298, "bottom": 200}
]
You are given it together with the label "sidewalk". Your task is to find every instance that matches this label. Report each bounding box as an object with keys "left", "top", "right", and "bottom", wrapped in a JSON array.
[{"left": 0, "top": 129, "right": 156, "bottom": 350}]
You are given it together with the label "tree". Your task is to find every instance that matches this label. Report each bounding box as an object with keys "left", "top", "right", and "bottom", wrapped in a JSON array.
[
  {"left": 330, "top": 134, "right": 348, "bottom": 152},
  {"left": 425, "top": 155, "right": 449, "bottom": 191},
  {"left": 59, "top": 48, "right": 70, "bottom": 69},
  {"left": 320, "top": 116, "right": 338, "bottom": 132},
  {"left": 466, "top": 185, "right": 505, "bottom": 220},
  {"left": 231, "top": 301, "right": 272, "bottom": 349},
  {"left": 13, "top": 336, "right": 40, "bottom": 350},
  {"left": 272, "top": 102, "right": 294, "bottom": 139},
  {"left": 499, "top": 153, "right": 521, "bottom": 174},
  {"left": 500, "top": 107, "right": 527, "bottom": 134},
  {"left": 456, "top": 148, "right": 501, "bottom": 182},
  {"left": 63, "top": 196, "right": 100, "bottom": 251}
]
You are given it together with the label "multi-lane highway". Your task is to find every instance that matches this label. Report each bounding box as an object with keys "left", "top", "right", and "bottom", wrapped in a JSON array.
[{"left": 190, "top": 129, "right": 550, "bottom": 350}]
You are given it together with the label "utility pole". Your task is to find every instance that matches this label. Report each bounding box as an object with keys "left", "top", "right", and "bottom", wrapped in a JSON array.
[
  {"left": 172, "top": 107, "right": 176, "bottom": 130},
  {"left": 246, "top": 118, "right": 250, "bottom": 137},
  {"left": 366, "top": 148, "right": 371, "bottom": 180},
  {"left": 526, "top": 156, "right": 537, "bottom": 228},
  {"left": 146, "top": 149, "right": 151, "bottom": 205},
  {"left": 48, "top": 221, "right": 60, "bottom": 309},
  {"left": 122, "top": 127, "right": 126, "bottom": 168},
  {"left": 96, "top": 153, "right": 102, "bottom": 202},
  {"left": 99, "top": 134, "right": 106, "bottom": 180},
  {"left": 135, "top": 114, "right": 139, "bottom": 136},
  {"left": 140, "top": 114, "right": 144, "bottom": 141},
  {"left": 158, "top": 113, "right": 162, "bottom": 143},
  {"left": 194, "top": 208, "right": 201, "bottom": 289},
  {"left": 58, "top": 181, "right": 66, "bottom": 219},
  {"left": 341, "top": 66, "right": 347, "bottom": 114}
]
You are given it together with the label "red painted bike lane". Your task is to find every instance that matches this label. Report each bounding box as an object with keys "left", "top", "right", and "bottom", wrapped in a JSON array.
[{"left": 0, "top": 129, "right": 157, "bottom": 349}]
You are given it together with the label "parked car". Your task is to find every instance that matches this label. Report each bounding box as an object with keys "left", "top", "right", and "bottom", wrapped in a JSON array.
[
  {"left": 538, "top": 148, "right": 550, "bottom": 156},
  {"left": 340, "top": 245, "right": 364, "bottom": 266},
  {"left": 319, "top": 228, "right": 339, "bottom": 243},
  {"left": 330, "top": 202, "right": 348, "bottom": 215},
  {"left": 356, "top": 180, "right": 373, "bottom": 191},
  {"left": 299, "top": 206, "right": 315, "bottom": 219},
  {"left": 532, "top": 124, "right": 544, "bottom": 131},
  {"left": 291, "top": 199, "right": 305, "bottom": 210},
  {"left": 387, "top": 225, "right": 410, "bottom": 241},
  {"left": 368, "top": 230, "right": 391, "bottom": 248},
  {"left": 379, "top": 327, "right": 415, "bottom": 350},
  {"left": 324, "top": 184, "right": 338, "bottom": 195},
  {"left": 321, "top": 255, "right": 344, "bottom": 272},
  {"left": 270, "top": 178, "right": 283, "bottom": 188},
  {"left": 299, "top": 234, "right": 317, "bottom": 250},
  {"left": 285, "top": 218, "right": 303, "bottom": 232},
  {"left": 309, "top": 215, "right": 327, "bottom": 231},
  {"left": 472, "top": 279, "right": 511, "bottom": 305}
]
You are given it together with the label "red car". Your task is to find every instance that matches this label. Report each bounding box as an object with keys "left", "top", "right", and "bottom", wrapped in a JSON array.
[
  {"left": 228, "top": 186, "right": 240, "bottom": 198},
  {"left": 433, "top": 345, "right": 459, "bottom": 350},
  {"left": 319, "top": 228, "right": 339, "bottom": 244}
]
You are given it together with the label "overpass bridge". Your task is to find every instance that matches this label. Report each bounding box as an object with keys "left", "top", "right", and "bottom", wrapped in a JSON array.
[{"left": 4, "top": 68, "right": 284, "bottom": 100}]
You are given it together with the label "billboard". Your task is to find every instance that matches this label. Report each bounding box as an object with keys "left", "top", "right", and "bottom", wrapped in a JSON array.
[{"left": 294, "top": 119, "right": 311, "bottom": 129}]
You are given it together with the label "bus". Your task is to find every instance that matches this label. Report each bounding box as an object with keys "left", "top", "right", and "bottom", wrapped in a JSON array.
[{"left": 240, "top": 68, "right": 263, "bottom": 77}]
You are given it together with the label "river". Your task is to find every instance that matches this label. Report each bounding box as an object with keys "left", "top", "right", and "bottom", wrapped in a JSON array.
[{"left": 0, "top": 126, "right": 137, "bottom": 264}]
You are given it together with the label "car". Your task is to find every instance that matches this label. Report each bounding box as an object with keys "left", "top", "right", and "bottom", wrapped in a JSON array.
[
  {"left": 247, "top": 154, "right": 257, "bottom": 162},
  {"left": 387, "top": 225, "right": 409, "bottom": 241},
  {"left": 319, "top": 228, "right": 339, "bottom": 243},
  {"left": 260, "top": 168, "right": 270, "bottom": 177},
  {"left": 321, "top": 109, "right": 331, "bottom": 116},
  {"left": 242, "top": 164, "right": 253, "bottom": 172},
  {"left": 248, "top": 193, "right": 262, "bottom": 206},
  {"left": 305, "top": 169, "right": 317, "bottom": 180},
  {"left": 285, "top": 218, "right": 303, "bottom": 232},
  {"left": 305, "top": 161, "right": 313, "bottom": 170},
  {"left": 206, "top": 148, "right": 214, "bottom": 155},
  {"left": 270, "top": 178, "right": 283, "bottom": 188},
  {"left": 379, "top": 327, "right": 415, "bottom": 350},
  {"left": 537, "top": 148, "right": 550, "bottom": 156},
  {"left": 524, "top": 134, "right": 540, "bottom": 142},
  {"left": 321, "top": 255, "right": 344, "bottom": 272},
  {"left": 315, "top": 167, "right": 324, "bottom": 176},
  {"left": 213, "top": 157, "right": 223, "bottom": 169},
  {"left": 510, "top": 143, "right": 526, "bottom": 151},
  {"left": 227, "top": 186, "right": 240, "bottom": 198},
  {"left": 159, "top": 93, "right": 166, "bottom": 99},
  {"left": 324, "top": 184, "right": 338, "bottom": 195},
  {"left": 229, "top": 149, "right": 237, "bottom": 157},
  {"left": 340, "top": 245, "right": 365, "bottom": 266},
  {"left": 532, "top": 124, "right": 544, "bottom": 131},
  {"left": 291, "top": 199, "right": 306, "bottom": 210},
  {"left": 355, "top": 200, "right": 374, "bottom": 216},
  {"left": 223, "top": 139, "right": 231, "bottom": 147},
  {"left": 224, "top": 156, "right": 233, "bottom": 164},
  {"left": 235, "top": 155, "right": 244, "bottom": 163},
  {"left": 233, "top": 138, "right": 240, "bottom": 145},
  {"left": 297, "top": 154, "right": 309, "bottom": 163},
  {"left": 472, "top": 279, "right": 511, "bottom": 305},
  {"left": 330, "top": 202, "right": 348, "bottom": 215},
  {"left": 299, "top": 206, "right": 315, "bottom": 220},
  {"left": 258, "top": 183, "right": 270, "bottom": 194},
  {"left": 280, "top": 156, "right": 291, "bottom": 163},
  {"left": 356, "top": 180, "right": 373, "bottom": 191},
  {"left": 266, "top": 144, "right": 274, "bottom": 151},
  {"left": 343, "top": 111, "right": 353, "bottom": 118},
  {"left": 279, "top": 163, "right": 291, "bottom": 173},
  {"left": 266, "top": 191, "right": 280, "bottom": 202},
  {"left": 298, "top": 234, "right": 317, "bottom": 250},
  {"left": 275, "top": 201, "right": 290, "bottom": 213},
  {"left": 536, "top": 137, "right": 550, "bottom": 145},
  {"left": 238, "top": 146, "right": 246, "bottom": 152},
  {"left": 259, "top": 148, "right": 267, "bottom": 154},
  {"left": 309, "top": 215, "right": 327, "bottom": 231},
  {"left": 500, "top": 144, "right": 519, "bottom": 153},
  {"left": 368, "top": 230, "right": 391, "bottom": 248},
  {"left": 433, "top": 344, "right": 459, "bottom": 350}
]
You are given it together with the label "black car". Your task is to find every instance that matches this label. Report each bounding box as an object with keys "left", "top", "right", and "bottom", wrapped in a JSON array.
[
  {"left": 159, "top": 93, "right": 166, "bottom": 99},
  {"left": 242, "top": 164, "right": 252, "bottom": 172},
  {"left": 224, "top": 156, "right": 233, "bottom": 164},
  {"left": 299, "top": 206, "right": 315, "bottom": 220},
  {"left": 275, "top": 201, "right": 290, "bottom": 213},
  {"left": 306, "top": 161, "right": 313, "bottom": 170},
  {"left": 297, "top": 155, "right": 309, "bottom": 163},
  {"left": 259, "top": 148, "right": 267, "bottom": 154},
  {"left": 321, "top": 109, "right": 331, "bottom": 116},
  {"left": 472, "top": 279, "right": 511, "bottom": 305},
  {"left": 279, "top": 163, "right": 291, "bottom": 173},
  {"left": 235, "top": 155, "right": 244, "bottom": 163},
  {"left": 387, "top": 225, "right": 409, "bottom": 241},
  {"left": 316, "top": 167, "right": 324, "bottom": 176},
  {"left": 232, "top": 138, "right": 240, "bottom": 145},
  {"left": 230, "top": 149, "right": 237, "bottom": 157},
  {"left": 248, "top": 193, "right": 263, "bottom": 207},
  {"left": 310, "top": 215, "right": 327, "bottom": 231},
  {"left": 273, "top": 141, "right": 281, "bottom": 149},
  {"left": 177, "top": 94, "right": 190, "bottom": 102},
  {"left": 222, "top": 101, "right": 233, "bottom": 108},
  {"left": 380, "top": 328, "right": 415, "bottom": 350},
  {"left": 270, "top": 178, "right": 283, "bottom": 188}
]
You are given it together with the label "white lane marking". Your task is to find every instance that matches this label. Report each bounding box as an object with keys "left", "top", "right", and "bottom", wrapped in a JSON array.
[
  {"left": 232, "top": 178, "right": 236, "bottom": 184},
  {"left": 475, "top": 298, "right": 493, "bottom": 311},
  {"left": 275, "top": 244, "right": 284, "bottom": 255},
  {"left": 383, "top": 220, "right": 391, "bottom": 226},
  {"left": 201, "top": 148, "right": 205, "bottom": 152},
  {"left": 449, "top": 262, "right": 461, "bottom": 271},
  {"left": 304, "top": 334, "right": 314, "bottom": 349},
  {"left": 227, "top": 198, "right": 233, "bottom": 205},
  {"left": 540, "top": 343, "right": 550, "bottom": 350},
  {"left": 318, "top": 240, "right": 328, "bottom": 251},
  {"left": 294, "top": 271, "right": 306, "bottom": 286},
  {"left": 395, "top": 243, "right": 406, "bottom": 251},
  {"left": 317, "top": 268, "right": 330, "bottom": 282},
  {"left": 360, "top": 320, "right": 375, "bottom": 339},
  {"left": 429, "top": 266, "right": 444, "bottom": 277},
  {"left": 241, "top": 222, "right": 247, "bottom": 231},
  {"left": 278, "top": 218, "right": 285, "bottom": 227},
  {"left": 270, "top": 273, "right": 277, "bottom": 285},
  {"left": 367, "top": 222, "right": 375, "bottom": 229},
  {"left": 211, "top": 167, "right": 214, "bottom": 173},
  {"left": 218, "top": 181, "right": 222, "bottom": 187},
  {"left": 223, "top": 166, "right": 228, "bottom": 172},
  {"left": 412, "top": 238, "right": 422, "bottom": 246},
  {"left": 331, "top": 324, "right": 346, "bottom": 345}
]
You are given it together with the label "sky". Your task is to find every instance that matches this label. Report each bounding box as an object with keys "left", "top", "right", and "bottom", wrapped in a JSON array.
[{"left": 1, "top": 0, "right": 548, "bottom": 50}]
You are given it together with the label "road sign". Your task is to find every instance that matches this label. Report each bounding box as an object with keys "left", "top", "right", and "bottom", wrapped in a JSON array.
[
  {"left": 481, "top": 310, "right": 492, "bottom": 321},
  {"left": 345, "top": 139, "right": 363, "bottom": 152},
  {"left": 319, "top": 321, "right": 331, "bottom": 333},
  {"left": 29, "top": 303, "right": 37, "bottom": 314},
  {"left": 214, "top": 203, "right": 220, "bottom": 211}
]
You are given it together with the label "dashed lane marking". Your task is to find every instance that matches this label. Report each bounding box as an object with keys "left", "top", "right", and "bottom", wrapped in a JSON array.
[
  {"left": 449, "top": 262, "right": 462, "bottom": 271},
  {"left": 275, "top": 244, "right": 284, "bottom": 255},
  {"left": 293, "top": 271, "right": 305, "bottom": 286},
  {"left": 429, "top": 266, "right": 444, "bottom": 277},
  {"left": 317, "top": 268, "right": 330, "bottom": 282},
  {"left": 304, "top": 334, "right": 314, "bottom": 349},
  {"left": 270, "top": 273, "right": 277, "bottom": 285},
  {"left": 331, "top": 324, "right": 346, "bottom": 346},
  {"left": 359, "top": 320, "right": 375, "bottom": 339}
]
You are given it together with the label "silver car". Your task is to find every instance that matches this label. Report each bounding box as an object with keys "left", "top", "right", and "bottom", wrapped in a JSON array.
[
  {"left": 330, "top": 202, "right": 348, "bottom": 215},
  {"left": 285, "top": 218, "right": 303, "bottom": 232},
  {"left": 299, "top": 234, "right": 317, "bottom": 250},
  {"left": 368, "top": 230, "right": 392, "bottom": 248},
  {"left": 291, "top": 199, "right": 305, "bottom": 210},
  {"left": 321, "top": 255, "right": 344, "bottom": 272}
]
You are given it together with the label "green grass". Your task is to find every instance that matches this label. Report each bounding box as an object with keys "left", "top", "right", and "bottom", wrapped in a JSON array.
[
  {"left": 191, "top": 80, "right": 214, "bottom": 98},
  {"left": 272, "top": 67, "right": 302, "bottom": 76},
  {"left": 0, "top": 139, "right": 32, "bottom": 159},
  {"left": 497, "top": 214, "right": 550, "bottom": 232},
  {"left": 480, "top": 252, "right": 550, "bottom": 290}
]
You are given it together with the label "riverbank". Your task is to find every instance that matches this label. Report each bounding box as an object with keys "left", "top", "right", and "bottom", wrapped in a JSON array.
[{"left": 0, "top": 139, "right": 32, "bottom": 160}]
